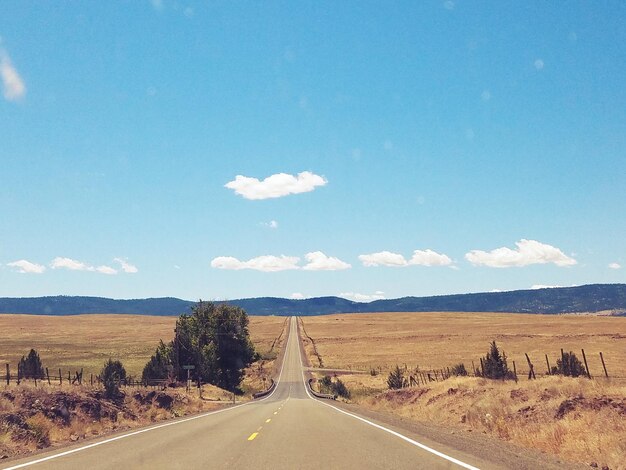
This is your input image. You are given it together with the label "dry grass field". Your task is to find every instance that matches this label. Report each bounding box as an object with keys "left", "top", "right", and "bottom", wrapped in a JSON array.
[
  {"left": 301, "top": 312, "right": 626, "bottom": 470},
  {"left": 300, "top": 311, "right": 626, "bottom": 379},
  {"left": 0, "top": 314, "right": 287, "bottom": 378}
]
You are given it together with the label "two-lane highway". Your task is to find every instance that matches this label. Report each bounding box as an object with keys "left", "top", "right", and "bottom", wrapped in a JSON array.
[{"left": 4, "top": 318, "right": 494, "bottom": 469}]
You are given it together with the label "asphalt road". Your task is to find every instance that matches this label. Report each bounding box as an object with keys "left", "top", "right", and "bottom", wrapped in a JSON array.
[{"left": 2, "top": 318, "right": 572, "bottom": 470}]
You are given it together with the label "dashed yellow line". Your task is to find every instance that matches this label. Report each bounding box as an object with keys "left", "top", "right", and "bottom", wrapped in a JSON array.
[
  {"left": 265, "top": 418, "right": 271, "bottom": 423},
  {"left": 273, "top": 411, "right": 278, "bottom": 415},
  {"left": 247, "top": 432, "right": 259, "bottom": 441},
  {"left": 257, "top": 426, "right": 263, "bottom": 431}
]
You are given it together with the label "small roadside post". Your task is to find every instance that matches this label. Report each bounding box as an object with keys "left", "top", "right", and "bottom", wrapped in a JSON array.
[{"left": 182, "top": 365, "right": 195, "bottom": 392}]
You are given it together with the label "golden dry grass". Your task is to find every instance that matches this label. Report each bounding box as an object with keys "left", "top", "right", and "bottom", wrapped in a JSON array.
[
  {"left": 0, "top": 314, "right": 287, "bottom": 378},
  {"left": 302, "top": 312, "right": 626, "bottom": 470},
  {"left": 301, "top": 312, "right": 626, "bottom": 379}
]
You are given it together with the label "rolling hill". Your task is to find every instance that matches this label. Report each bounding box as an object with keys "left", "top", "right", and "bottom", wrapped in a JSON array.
[{"left": 0, "top": 284, "right": 625, "bottom": 316}]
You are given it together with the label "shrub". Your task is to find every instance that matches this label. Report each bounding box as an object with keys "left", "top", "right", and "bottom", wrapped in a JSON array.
[
  {"left": 101, "top": 359, "right": 127, "bottom": 399},
  {"left": 369, "top": 367, "right": 378, "bottom": 376},
  {"left": 480, "top": 341, "right": 514, "bottom": 380},
  {"left": 19, "top": 349, "right": 45, "bottom": 379},
  {"left": 387, "top": 365, "right": 404, "bottom": 389},
  {"left": 552, "top": 351, "right": 587, "bottom": 378},
  {"left": 332, "top": 378, "right": 350, "bottom": 399},
  {"left": 451, "top": 363, "right": 468, "bottom": 376}
]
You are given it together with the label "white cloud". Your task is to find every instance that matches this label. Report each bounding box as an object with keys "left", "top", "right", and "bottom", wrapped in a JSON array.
[
  {"left": 443, "top": 1, "right": 455, "bottom": 10},
  {"left": 339, "top": 291, "right": 386, "bottom": 302},
  {"left": 210, "top": 255, "right": 300, "bottom": 272},
  {"left": 359, "top": 251, "right": 407, "bottom": 267},
  {"left": 95, "top": 265, "right": 117, "bottom": 275},
  {"left": 409, "top": 249, "right": 452, "bottom": 267},
  {"left": 359, "top": 249, "right": 453, "bottom": 268},
  {"left": 290, "top": 293, "right": 306, "bottom": 300},
  {"left": 7, "top": 260, "right": 46, "bottom": 274},
  {"left": 609, "top": 262, "right": 621, "bottom": 270},
  {"left": 465, "top": 239, "right": 576, "bottom": 268},
  {"left": 262, "top": 220, "right": 278, "bottom": 229},
  {"left": 50, "top": 257, "right": 118, "bottom": 275},
  {"left": 530, "top": 284, "right": 564, "bottom": 290},
  {"left": 534, "top": 59, "right": 544, "bottom": 70},
  {"left": 0, "top": 48, "right": 26, "bottom": 101},
  {"left": 114, "top": 258, "right": 139, "bottom": 273},
  {"left": 302, "top": 251, "right": 351, "bottom": 271},
  {"left": 51, "top": 257, "right": 91, "bottom": 271},
  {"left": 225, "top": 171, "right": 327, "bottom": 200}
]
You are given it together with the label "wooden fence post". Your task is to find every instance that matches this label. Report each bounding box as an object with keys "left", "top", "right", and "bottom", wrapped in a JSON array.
[
  {"left": 599, "top": 352, "right": 609, "bottom": 378},
  {"left": 561, "top": 349, "right": 565, "bottom": 371},
  {"left": 581, "top": 349, "right": 591, "bottom": 379},
  {"left": 525, "top": 353, "right": 536, "bottom": 379},
  {"left": 479, "top": 358, "right": 485, "bottom": 377},
  {"left": 59, "top": 368, "right": 62, "bottom": 385},
  {"left": 46, "top": 368, "right": 51, "bottom": 385},
  {"left": 545, "top": 355, "right": 551, "bottom": 375},
  {"left": 17, "top": 363, "right": 21, "bottom": 385},
  {"left": 472, "top": 361, "right": 476, "bottom": 376},
  {"left": 512, "top": 361, "right": 518, "bottom": 382},
  {"left": 68, "top": 371, "right": 71, "bottom": 383},
  {"left": 5, "top": 363, "right": 9, "bottom": 385}
]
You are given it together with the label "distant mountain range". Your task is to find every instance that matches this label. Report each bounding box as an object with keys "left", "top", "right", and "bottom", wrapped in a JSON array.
[{"left": 1, "top": 284, "right": 625, "bottom": 316}]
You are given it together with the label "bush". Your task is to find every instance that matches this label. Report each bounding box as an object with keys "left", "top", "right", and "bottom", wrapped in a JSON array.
[
  {"left": 552, "top": 351, "right": 587, "bottom": 377},
  {"left": 333, "top": 378, "right": 350, "bottom": 399},
  {"left": 387, "top": 365, "right": 404, "bottom": 389},
  {"left": 19, "top": 349, "right": 45, "bottom": 379},
  {"left": 101, "top": 359, "right": 126, "bottom": 399},
  {"left": 451, "top": 363, "right": 468, "bottom": 376},
  {"left": 318, "top": 375, "right": 350, "bottom": 398},
  {"left": 480, "top": 341, "right": 514, "bottom": 380}
]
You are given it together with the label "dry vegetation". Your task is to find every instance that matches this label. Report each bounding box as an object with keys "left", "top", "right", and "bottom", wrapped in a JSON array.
[
  {"left": 301, "top": 312, "right": 626, "bottom": 470},
  {"left": 0, "top": 314, "right": 287, "bottom": 378},
  {"left": 0, "top": 313, "right": 287, "bottom": 460}
]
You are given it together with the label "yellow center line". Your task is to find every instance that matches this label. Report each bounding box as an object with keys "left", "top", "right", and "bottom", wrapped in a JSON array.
[
  {"left": 274, "top": 411, "right": 278, "bottom": 415},
  {"left": 247, "top": 432, "right": 259, "bottom": 441},
  {"left": 257, "top": 426, "right": 263, "bottom": 431},
  {"left": 265, "top": 418, "right": 271, "bottom": 423}
]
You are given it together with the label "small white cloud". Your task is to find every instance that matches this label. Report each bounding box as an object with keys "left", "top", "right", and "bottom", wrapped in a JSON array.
[
  {"left": 50, "top": 257, "right": 119, "bottom": 274},
  {"left": 534, "top": 59, "right": 544, "bottom": 70},
  {"left": 114, "top": 258, "right": 139, "bottom": 273},
  {"left": 290, "top": 293, "right": 306, "bottom": 300},
  {"left": 211, "top": 255, "right": 300, "bottom": 272},
  {"left": 0, "top": 48, "right": 26, "bottom": 101},
  {"left": 443, "top": 1, "right": 454, "bottom": 10},
  {"left": 174, "top": 265, "right": 181, "bottom": 270},
  {"left": 609, "top": 262, "right": 621, "bottom": 270},
  {"left": 95, "top": 265, "right": 117, "bottom": 275},
  {"left": 302, "top": 251, "right": 351, "bottom": 271},
  {"left": 225, "top": 171, "right": 327, "bottom": 200},
  {"left": 261, "top": 220, "right": 278, "bottom": 229},
  {"left": 7, "top": 260, "right": 46, "bottom": 274},
  {"left": 465, "top": 239, "right": 576, "bottom": 268},
  {"left": 408, "top": 249, "right": 452, "bottom": 267},
  {"left": 50, "top": 257, "right": 91, "bottom": 271},
  {"left": 359, "top": 249, "right": 453, "bottom": 268},
  {"left": 339, "top": 291, "right": 386, "bottom": 302}
]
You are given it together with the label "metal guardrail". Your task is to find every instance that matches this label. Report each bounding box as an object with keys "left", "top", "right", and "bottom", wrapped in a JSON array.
[
  {"left": 308, "top": 379, "right": 336, "bottom": 400},
  {"left": 252, "top": 379, "right": 276, "bottom": 399}
]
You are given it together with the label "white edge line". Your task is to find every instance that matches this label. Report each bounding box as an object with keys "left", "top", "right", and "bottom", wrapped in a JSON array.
[
  {"left": 2, "top": 322, "right": 291, "bottom": 470},
  {"left": 295, "top": 317, "right": 481, "bottom": 470}
]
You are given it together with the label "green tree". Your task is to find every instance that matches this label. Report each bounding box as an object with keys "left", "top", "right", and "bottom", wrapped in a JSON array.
[
  {"left": 142, "top": 340, "right": 173, "bottom": 381},
  {"left": 101, "top": 359, "right": 126, "bottom": 399},
  {"left": 481, "top": 341, "right": 513, "bottom": 380},
  {"left": 552, "top": 351, "right": 587, "bottom": 377},
  {"left": 387, "top": 365, "right": 404, "bottom": 389},
  {"left": 19, "top": 349, "right": 45, "bottom": 379},
  {"left": 144, "top": 301, "right": 256, "bottom": 393}
]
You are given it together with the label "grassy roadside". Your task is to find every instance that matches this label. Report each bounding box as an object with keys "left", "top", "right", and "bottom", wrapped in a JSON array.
[{"left": 301, "top": 314, "right": 626, "bottom": 470}]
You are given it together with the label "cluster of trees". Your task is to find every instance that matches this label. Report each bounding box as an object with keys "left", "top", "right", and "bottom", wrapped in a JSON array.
[
  {"left": 142, "top": 302, "right": 257, "bottom": 393},
  {"left": 318, "top": 375, "right": 350, "bottom": 399},
  {"left": 18, "top": 349, "right": 45, "bottom": 379}
]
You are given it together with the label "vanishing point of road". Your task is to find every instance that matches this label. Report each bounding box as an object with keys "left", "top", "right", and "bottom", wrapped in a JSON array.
[{"left": 3, "top": 317, "right": 580, "bottom": 470}]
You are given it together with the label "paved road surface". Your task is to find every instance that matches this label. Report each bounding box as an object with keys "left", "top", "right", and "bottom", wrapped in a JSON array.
[{"left": 3, "top": 318, "right": 567, "bottom": 469}]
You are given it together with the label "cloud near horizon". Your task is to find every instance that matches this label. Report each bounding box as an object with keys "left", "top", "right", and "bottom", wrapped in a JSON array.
[
  {"left": 0, "top": 47, "right": 26, "bottom": 101},
  {"left": 49, "top": 257, "right": 137, "bottom": 275},
  {"left": 7, "top": 260, "right": 46, "bottom": 274},
  {"left": 114, "top": 258, "right": 139, "bottom": 273},
  {"left": 359, "top": 249, "right": 452, "bottom": 267},
  {"left": 225, "top": 171, "right": 327, "bottom": 200},
  {"left": 339, "top": 291, "right": 386, "bottom": 302},
  {"left": 465, "top": 239, "right": 576, "bottom": 268},
  {"left": 608, "top": 262, "right": 621, "bottom": 270},
  {"left": 211, "top": 251, "right": 350, "bottom": 272}
]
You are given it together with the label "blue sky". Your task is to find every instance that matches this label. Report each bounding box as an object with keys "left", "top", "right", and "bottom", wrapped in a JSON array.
[{"left": 1, "top": 1, "right": 624, "bottom": 301}]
